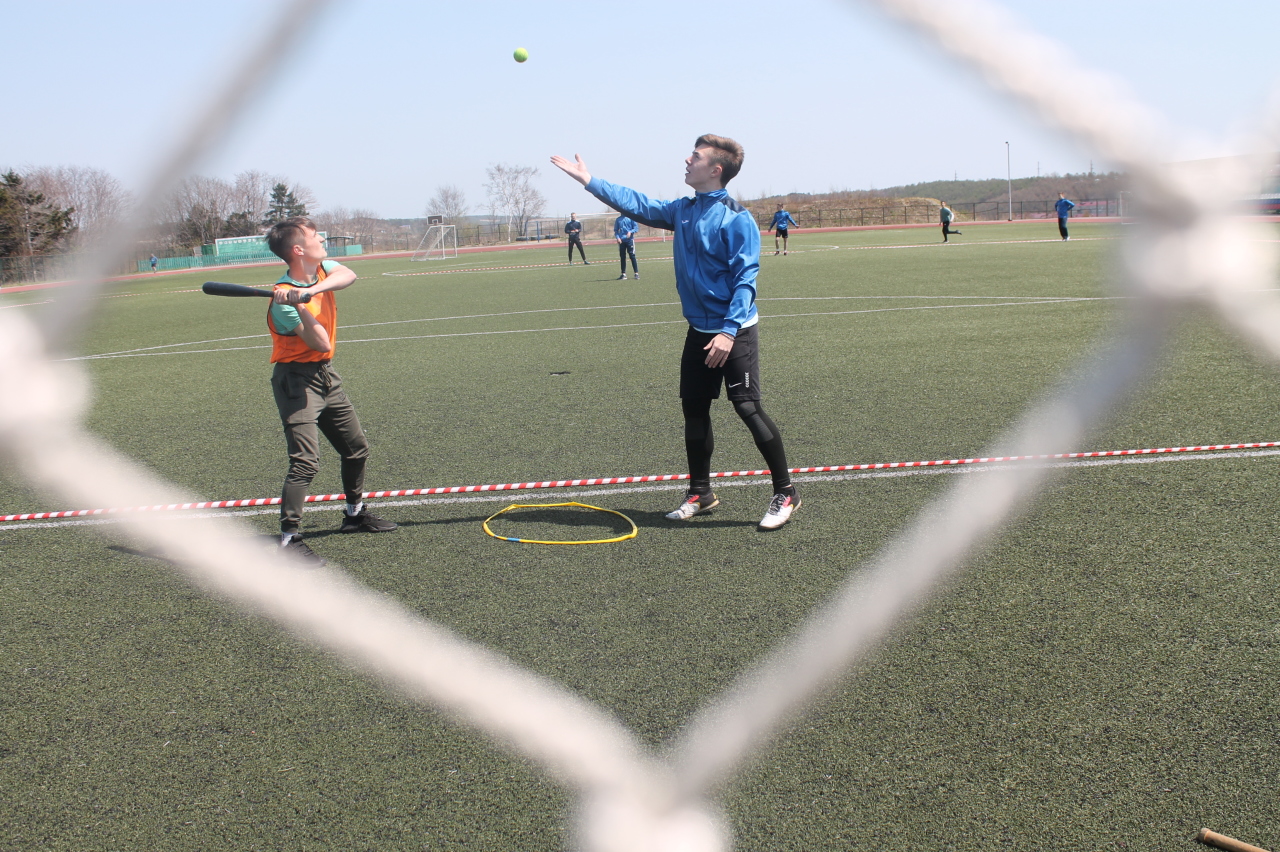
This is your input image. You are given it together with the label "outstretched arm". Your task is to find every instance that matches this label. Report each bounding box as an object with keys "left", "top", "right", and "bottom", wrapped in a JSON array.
[{"left": 550, "top": 154, "right": 592, "bottom": 186}]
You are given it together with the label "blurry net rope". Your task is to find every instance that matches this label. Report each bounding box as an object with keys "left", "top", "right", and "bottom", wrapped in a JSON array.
[{"left": 1, "top": 1, "right": 1277, "bottom": 850}]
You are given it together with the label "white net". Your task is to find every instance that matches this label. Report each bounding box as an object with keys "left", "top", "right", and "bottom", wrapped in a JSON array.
[
  {"left": 411, "top": 223, "right": 458, "bottom": 261},
  {"left": 3, "top": 1, "right": 1278, "bottom": 850}
]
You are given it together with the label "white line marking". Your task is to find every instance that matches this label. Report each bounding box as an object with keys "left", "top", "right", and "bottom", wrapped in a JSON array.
[
  {"left": 71, "top": 297, "right": 1112, "bottom": 360},
  {"left": 5, "top": 448, "right": 1273, "bottom": 532}
]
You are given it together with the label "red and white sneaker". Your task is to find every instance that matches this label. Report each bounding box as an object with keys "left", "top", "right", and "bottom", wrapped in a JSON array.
[
  {"left": 665, "top": 492, "right": 720, "bottom": 520},
  {"left": 759, "top": 490, "right": 800, "bottom": 530}
]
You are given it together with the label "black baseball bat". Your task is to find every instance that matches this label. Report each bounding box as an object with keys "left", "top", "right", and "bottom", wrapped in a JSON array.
[{"left": 202, "top": 281, "right": 311, "bottom": 302}]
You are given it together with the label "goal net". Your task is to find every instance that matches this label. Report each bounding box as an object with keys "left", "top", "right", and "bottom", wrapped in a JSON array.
[{"left": 411, "top": 224, "right": 457, "bottom": 261}]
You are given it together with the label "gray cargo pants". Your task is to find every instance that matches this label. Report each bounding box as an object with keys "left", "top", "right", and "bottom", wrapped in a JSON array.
[{"left": 271, "top": 360, "right": 369, "bottom": 535}]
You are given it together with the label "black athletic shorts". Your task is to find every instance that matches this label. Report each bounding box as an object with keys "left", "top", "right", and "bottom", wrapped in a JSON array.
[
  {"left": 776, "top": 227, "right": 789, "bottom": 238},
  {"left": 679, "top": 324, "right": 762, "bottom": 401}
]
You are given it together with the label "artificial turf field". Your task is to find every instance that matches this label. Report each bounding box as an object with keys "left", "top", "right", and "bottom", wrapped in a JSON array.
[{"left": 2, "top": 221, "right": 1278, "bottom": 850}]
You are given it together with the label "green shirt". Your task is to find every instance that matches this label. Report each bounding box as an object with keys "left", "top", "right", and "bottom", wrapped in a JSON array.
[{"left": 268, "top": 259, "right": 340, "bottom": 334}]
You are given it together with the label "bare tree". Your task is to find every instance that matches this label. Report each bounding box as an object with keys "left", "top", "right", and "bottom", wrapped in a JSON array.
[
  {"left": 23, "top": 165, "right": 131, "bottom": 249},
  {"left": 484, "top": 164, "right": 545, "bottom": 239},
  {"left": 315, "top": 205, "right": 351, "bottom": 234},
  {"left": 425, "top": 184, "right": 468, "bottom": 223},
  {"left": 231, "top": 170, "right": 277, "bottom": 227},
  {"left": 348, "top": 208, "right": 381, "bottom": 242},
  {"left": 166, "top": 175, "right": 239, "bottom": 246}
]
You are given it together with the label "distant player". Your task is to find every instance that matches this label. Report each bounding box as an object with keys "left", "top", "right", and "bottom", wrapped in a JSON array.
[
  {"left": 614, "top": 214, "right": 639, "bottom": 280},
  {"left": 1055, "top": 193, "right": 1076, "bottom": 240},
  {"left": 551, "top": 134, "right": 800, "bottom": 530},
  {"left": 768, "top": 204, "right": 798, "bottom": 255},
  {"left": 149, "top": 254, "right": 159, "bottom": 273},
  {"left": 565, "top": 213, "right": 589, "bottom": 264},
  {"left": 264, "top": 216, "right": 397, "bottom": 565},
  {"left": 940, "top": 202, "right": 961, "bottom": 243}
]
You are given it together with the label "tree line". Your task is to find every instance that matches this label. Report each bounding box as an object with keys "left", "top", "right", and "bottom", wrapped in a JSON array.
[{"left": 0, "top": 160, "right": 551, "bottom": 265}]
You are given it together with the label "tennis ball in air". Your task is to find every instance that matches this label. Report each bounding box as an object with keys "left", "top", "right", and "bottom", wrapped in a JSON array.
[{"left": 513, "top": 47, "right": 529, "bottom": 63}]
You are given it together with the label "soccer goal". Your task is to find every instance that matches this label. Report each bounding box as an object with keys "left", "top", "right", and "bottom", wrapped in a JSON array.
[{"left": 411, "top": 223, "right": 457, "bottom": 261}]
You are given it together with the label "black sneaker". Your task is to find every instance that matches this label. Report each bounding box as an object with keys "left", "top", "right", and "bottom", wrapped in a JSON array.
[
  {"left": 281, "top": 535, "right": 324, "bottom": 566},
  {"left": 340, "top": 509, "right": 398, "bottom": 533}
]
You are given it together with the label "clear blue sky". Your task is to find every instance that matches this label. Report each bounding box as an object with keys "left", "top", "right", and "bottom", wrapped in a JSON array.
[{"left": 2, "top": 1, "right": 1277, "bottom": 218}]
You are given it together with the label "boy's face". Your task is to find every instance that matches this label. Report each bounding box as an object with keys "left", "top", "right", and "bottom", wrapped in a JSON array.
[
  {"left": 684, "top": 147, "right": 724, "bottom": 191},
  {"left": 294, "top": 227, "right": 327, "bottom": 265}
]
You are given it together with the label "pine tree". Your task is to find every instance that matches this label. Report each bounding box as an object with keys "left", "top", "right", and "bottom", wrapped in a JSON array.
[
  {"left": 0, "top": 171, "right": 76, "bottom": 257},
  {"left": 263, "top": 182, "right": 308, "bottom": 226}
]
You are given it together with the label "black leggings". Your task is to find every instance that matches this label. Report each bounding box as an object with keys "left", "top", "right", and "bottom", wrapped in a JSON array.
[
  {"left": 568, "top": 236, "right": 586, "bottom": 261},
  {"left": 681, "top": 397, "right": 791, "bottom": 494}
]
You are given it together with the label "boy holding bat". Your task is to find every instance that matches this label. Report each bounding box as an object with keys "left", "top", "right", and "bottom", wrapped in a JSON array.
[{"left": 265, "top": 216, "right": 396, "bottom": 564}]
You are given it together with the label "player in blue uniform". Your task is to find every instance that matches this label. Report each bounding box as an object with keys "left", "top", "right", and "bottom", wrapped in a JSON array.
[
  {"left": 614, "top": 214, "right": 639, "bottom": 280},
  {"left": 1055, "top": 193, "right": 1076, "bottom": 240},
  {"left": 551, "top": 134, "right": 800, "bottom": 530},
  {"left": 769, "top": 204, "right": 798, "bottom": 255}
]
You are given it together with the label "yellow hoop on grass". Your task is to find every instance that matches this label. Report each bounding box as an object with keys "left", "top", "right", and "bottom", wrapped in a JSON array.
[{"left": 482, "top": 502, "right": 638, "bottom": 545}]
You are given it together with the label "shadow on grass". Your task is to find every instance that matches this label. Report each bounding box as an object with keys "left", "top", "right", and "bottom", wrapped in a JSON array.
[{"left": 619, "top": 508, "right": 758, "bottom": 530}]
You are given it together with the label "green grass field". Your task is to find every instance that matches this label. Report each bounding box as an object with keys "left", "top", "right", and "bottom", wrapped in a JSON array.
[{"left": 2, "top": 222, "right": 1279, "bottom": 850}]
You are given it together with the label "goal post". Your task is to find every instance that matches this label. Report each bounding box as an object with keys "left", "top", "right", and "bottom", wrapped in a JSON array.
[{"left": 412, "top": 223, "right": 457, "bottom": 261}]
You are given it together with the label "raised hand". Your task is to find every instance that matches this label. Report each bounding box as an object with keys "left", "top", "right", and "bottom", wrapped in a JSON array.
[{"left": 550, "top": 153, "right": 592, "bottom": 186}]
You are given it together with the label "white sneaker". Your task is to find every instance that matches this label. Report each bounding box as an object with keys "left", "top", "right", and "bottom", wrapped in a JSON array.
[
  {"left": 759, "top": 490, "right": 800, "bottom": 530},
  {"left": 665, "top": 492, "right": 720, "bottom": 520},
  {"left": 617, "top": 274, "right": 627, "bottom": 280}
]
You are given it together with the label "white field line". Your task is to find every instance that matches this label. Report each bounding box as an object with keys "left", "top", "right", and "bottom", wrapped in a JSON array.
[
  {"left": 71, "top": 296, "right": 1114, "bottom": 360},
  {"left": 6, "top": 447, "right": 1274, "bottom": 533}
]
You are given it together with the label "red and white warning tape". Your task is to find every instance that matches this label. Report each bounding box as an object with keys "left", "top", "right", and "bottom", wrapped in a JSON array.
[{"left": 2, "top": 441, "right": 1276, "bottom": 522}]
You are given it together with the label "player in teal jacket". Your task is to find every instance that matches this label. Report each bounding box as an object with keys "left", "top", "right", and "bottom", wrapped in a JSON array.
[{"left": 551, "top": 134, "right": 800, "bottom": 530}]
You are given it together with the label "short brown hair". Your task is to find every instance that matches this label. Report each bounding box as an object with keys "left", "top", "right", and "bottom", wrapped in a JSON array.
[
  {"left": 266, "top": 216, "right": 317, "bottom": 261},
  {"left": 694, "top": 134, "right": 744, "bottom": 186}
]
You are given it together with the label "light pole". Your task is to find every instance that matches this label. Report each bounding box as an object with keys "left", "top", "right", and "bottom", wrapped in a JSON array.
[{"left": 1006, "top": 141, "right": 1013, "bottom": 221}]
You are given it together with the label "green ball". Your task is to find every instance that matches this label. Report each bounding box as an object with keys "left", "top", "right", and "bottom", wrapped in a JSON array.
[{"left": 513, "top": 47, "right": 528, "bottom": 63}]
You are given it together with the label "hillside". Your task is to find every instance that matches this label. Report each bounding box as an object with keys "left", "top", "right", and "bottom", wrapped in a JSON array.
[{"left": 745, "top": 172, "right": 1126, "bottom": 216}]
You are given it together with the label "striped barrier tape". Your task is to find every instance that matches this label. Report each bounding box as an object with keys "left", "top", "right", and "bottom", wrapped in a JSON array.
[{"left": 3, "top": 440, "right": 1276, "bottom": 523}]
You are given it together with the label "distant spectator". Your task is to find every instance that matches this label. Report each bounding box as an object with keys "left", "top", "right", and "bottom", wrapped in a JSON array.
[
  {"left": 565, "top": 213, "right": 589, "bottom": 264},
  {"left": 768, "top": 204, "right": 798, "bottom": 255},
  {"left": 614, "top": 214, "right": 638, "bottom": 280},
  {"left": 940, "top": 203, "right": 961, "bottom": 243},
  {"left": 1055, "top": 193, "right": 1076, "bottom": 241},
  {"left": 149, "top": 254, "right": 159, "bottom": 273}
]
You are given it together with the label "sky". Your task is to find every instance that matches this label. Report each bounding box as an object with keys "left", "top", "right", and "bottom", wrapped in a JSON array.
[{"left": 2, "top": 1, "right": 1278, "bottom": 219}]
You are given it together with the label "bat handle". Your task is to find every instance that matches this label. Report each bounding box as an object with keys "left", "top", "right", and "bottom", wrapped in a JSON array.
[{"left": 1197, "top": 828, "right": 1273, "bottom": 852}]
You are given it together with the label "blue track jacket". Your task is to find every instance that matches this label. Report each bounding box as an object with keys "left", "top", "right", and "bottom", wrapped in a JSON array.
[
  {"left": 1055, "top": 197, "right": 1076, "bottom": 218},
  {"left": 586, "top": 177, "right": 759, "bottom": 336},
  {"left": 770, "top": 209, "right": 798, "bottom": 230},
  {"left": 614, "top": 215, "right": 637, "bottom": 242}
]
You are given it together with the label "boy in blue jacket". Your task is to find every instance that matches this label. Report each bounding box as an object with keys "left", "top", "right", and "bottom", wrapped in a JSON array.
[
  {"left": 614, "top": 214, "right": 639, "bottom": 280},
  {"left": 1055, "top": 193, "right": 1076, "bottom": 240},
  {"left": 551, "top": 134, "right": 800, "bottom": 530},
  {"left": 769, "top": 204, "right": 798, "bottom": 255}
]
